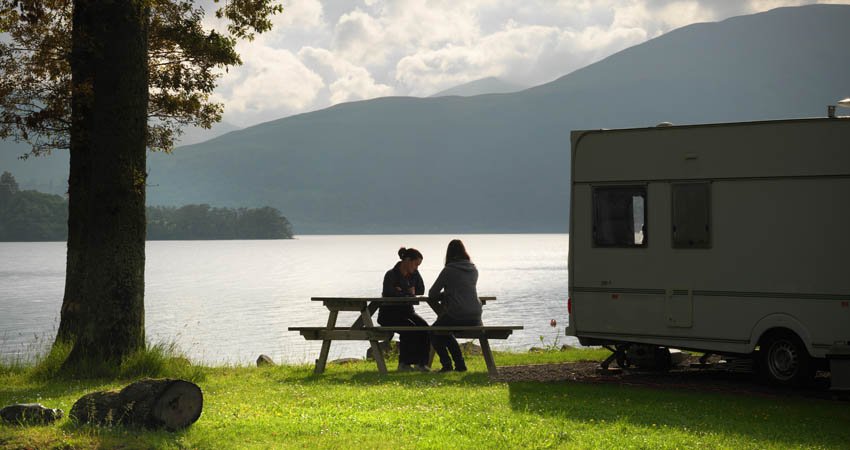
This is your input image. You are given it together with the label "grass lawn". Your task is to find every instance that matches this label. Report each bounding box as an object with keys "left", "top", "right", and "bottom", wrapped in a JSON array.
[{"left": 1, "top": 348, "right": 848, "bottom": 449}]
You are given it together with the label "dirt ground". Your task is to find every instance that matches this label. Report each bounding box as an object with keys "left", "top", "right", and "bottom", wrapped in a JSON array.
[{"left": 493, "top": 354, "right": 849, "bottom": 402}]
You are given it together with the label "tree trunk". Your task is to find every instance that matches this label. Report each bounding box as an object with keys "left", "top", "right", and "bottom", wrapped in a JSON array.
[
  {"left": 57, "top": 0, "right": 149, "bottom": 366},
  {"left": 70, "top": 379, "right": 203, "bottom": 430}
]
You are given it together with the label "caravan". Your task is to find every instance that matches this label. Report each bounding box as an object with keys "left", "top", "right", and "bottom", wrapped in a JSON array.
[{"left": 566, "top": 117, "right": 850, "bottom": 386}]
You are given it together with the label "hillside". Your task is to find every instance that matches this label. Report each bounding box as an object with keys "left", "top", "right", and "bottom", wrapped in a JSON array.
[
  {"left": 4, "top": 5, "right": 850, "bottom": 233},
  {"left": 430, "top": 77, "right": 526, "bottom": 97},
  {"left": 0, "top": 121, "right": 240, "bottom": 195}
]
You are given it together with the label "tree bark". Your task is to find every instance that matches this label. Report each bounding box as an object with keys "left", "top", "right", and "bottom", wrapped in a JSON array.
[
  {"left": 70, "top": 378, "right": 203, "bottom": 430},
  {"left": 57, "top": 0, "right": 149, "bottom": 365},
  {"left": 56, "top": 0, "right": 94, "bottom": 345}
]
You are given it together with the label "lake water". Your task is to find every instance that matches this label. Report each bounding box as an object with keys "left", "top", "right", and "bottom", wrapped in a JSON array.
[{"left": 0, "top": 234, "right": 573, "bottom": 365}]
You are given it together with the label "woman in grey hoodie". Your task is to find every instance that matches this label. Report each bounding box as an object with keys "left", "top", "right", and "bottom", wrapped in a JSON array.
[{"left": 428, "top": 239, "right": 482, "bottom": 372}]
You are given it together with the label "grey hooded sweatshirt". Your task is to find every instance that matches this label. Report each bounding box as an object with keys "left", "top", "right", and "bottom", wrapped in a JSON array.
[{"left": 428, "top": 260, "right": 482, "bottom": 321}]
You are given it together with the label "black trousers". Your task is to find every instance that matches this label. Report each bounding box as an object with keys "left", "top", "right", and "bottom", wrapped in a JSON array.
[
  {"left": 431, "top": 315, "right": 482, "bottom": 370},
  {"left": 377, "top": 311, "right": 430, "bottom": 366}
]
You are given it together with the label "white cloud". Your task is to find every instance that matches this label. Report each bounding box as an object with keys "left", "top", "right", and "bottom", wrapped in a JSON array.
[
  {"left": 330, "top": 0, "right": 481, "bottom": 67},
  {"left": 298, "top": 47, "right": 394, "bottom": 104},
  {"left": 275, "top": 0, "right": 325, "bottom": 30},
  {"left": 395, "top": 24, "right": 559, "bottom": 94},
  {"left": 332, "top": 9, "right": 387, "bottom": 65},
  {"left": 212, "top": 45, "right": 325, "bottom": 126},
  {"left": 395, "top": 16, "right": 649, "bottom": 94}
]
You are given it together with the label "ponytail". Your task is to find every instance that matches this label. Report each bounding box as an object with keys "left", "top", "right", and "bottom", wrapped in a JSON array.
[{"left": 398, "top": 247, "right": 423, "bottom": 261}]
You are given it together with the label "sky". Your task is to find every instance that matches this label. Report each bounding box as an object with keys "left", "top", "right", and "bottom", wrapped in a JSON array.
[{"left": 202, "top": 0, "right": 848, "bottom": 127}]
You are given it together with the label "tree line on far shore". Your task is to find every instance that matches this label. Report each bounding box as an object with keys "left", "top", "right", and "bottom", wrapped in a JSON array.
[{"left": 0, "top": 171, "right": 293, "bottom": 241}]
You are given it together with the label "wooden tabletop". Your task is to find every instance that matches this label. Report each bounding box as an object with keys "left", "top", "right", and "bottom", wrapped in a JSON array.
[{"left": 311, "top": 296, "right": 496, "bottom": 303}]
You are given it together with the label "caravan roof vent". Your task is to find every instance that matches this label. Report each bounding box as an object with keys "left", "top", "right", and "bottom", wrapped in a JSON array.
[
  {"left": 656, "top": 122, "right": 674, "bottom": 127},
  {"left": 839, "top": 98, "right": 850, "bottom": 108}
]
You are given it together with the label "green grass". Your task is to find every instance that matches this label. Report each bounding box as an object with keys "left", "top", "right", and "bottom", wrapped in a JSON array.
[{"left": 1, "top": 348, "right": 848, "bottom": 449}]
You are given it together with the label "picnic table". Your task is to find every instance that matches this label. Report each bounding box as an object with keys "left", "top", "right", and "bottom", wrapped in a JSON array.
[{"left": 289, "top": 297, "right": 522, "bottom": 375}]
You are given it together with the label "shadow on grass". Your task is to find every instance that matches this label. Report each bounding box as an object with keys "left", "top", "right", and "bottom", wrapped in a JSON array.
[
  {"left": 53, "top": 420, "right": 191, "bottom": 448},
  {"left": 285, "top": 368, "right": 493, "bottom": 387},
  {"left": 507, "top": 380, "right": 850, "bottom": 448},
  {"left": 267, "top": 359, "right": 495, "bottom": 387}
]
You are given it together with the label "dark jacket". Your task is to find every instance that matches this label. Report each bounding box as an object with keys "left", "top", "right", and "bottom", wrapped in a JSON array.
[
  {"left": 428, "top": 260, "right": 481, "bottom": 321},
  {"left": 379, "top": 262, "right": 424, "bottom": 320}
]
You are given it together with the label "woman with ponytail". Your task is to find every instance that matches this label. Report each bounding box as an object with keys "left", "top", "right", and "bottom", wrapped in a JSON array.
[{"left": 379, "top": 247, "right": 431, "bottom": 371}]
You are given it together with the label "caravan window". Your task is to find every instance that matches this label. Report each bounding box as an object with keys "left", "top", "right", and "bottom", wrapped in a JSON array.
[
  {"left": 592, "top": 186, "right": 647, "bottom": 247},
  {"left": 672, "top": 182, "right": 711, "bottom": 248}
]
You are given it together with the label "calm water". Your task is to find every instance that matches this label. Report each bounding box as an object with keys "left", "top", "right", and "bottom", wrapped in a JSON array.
[{"left": 0, "top": 235, "right": 573, "bottom": 364}]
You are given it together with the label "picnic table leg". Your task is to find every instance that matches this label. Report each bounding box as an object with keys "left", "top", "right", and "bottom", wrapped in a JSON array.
[
  {"left": 350, "top": 302, "right": 380, "bottom": 328},
  {"left": 359, "top": 307, "right": 387, "bottom": 374},
  {"left": 479, "top": 337, "right": 498, "bottom": 376},
  {"left": 315, "top": 310, "right": 338, "bottom": 374}
]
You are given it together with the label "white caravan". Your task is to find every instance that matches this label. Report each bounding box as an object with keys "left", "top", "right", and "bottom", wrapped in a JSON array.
[{"left": 566, "top": 117, "right": 850, "bottom": 386}]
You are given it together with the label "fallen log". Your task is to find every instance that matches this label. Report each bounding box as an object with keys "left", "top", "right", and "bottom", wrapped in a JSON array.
[
  {"left": 0, "top": 403, "right": 63, "bottom": 425},
  {"left": 70, "top": 378, "right": 202, "bottom": 431}
]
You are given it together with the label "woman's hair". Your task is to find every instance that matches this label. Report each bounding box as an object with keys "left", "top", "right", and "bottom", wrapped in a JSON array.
[
  {"left": 398, "top": 247, "right": 423, "bottom": 261},
  {"left": 444, "top": 239, "right": 470, "bottom": 265}
]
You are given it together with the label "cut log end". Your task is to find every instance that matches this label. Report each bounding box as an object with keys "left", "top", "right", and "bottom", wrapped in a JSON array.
[{"left": 152, "top": 381, "right": 203, "bottom": 431}]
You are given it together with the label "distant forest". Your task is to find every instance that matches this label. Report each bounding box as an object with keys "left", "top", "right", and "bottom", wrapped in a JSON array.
[{"left": 0, "top": 172, "right": 293, "bottom": 241}]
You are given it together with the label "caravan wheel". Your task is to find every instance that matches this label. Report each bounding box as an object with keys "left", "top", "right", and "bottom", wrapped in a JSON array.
[{"left": 758, "top": 330, "right": 813, "bottom": 386}]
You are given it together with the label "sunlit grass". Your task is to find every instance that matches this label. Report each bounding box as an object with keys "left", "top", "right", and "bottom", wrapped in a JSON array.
[{"left": 1, "top": 349, "right": 848, "bottom": 449}]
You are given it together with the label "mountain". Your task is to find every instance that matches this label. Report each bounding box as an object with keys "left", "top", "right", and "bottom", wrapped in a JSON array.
[
  {"left": 0, "top": 141, "right": 69, "bottom": 195},
  {"left": 175, "top": 120, "right": 241, "bottom": 147},
  {"left": 430, "top": 77, "right": 526, "bottom": 97},
  {"left": 0, "top": 120, "right": 240, "bottom": 194},
  {"left": 4, "top": 5, "right": 850, "bottom": 233}
]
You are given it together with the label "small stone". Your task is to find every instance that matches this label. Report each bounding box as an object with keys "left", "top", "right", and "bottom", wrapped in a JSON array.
[
  {"left": 460, "top": 341, "right": 482, "bottom": 355},
  {"left": 256, "top": 354, "right": 275, "bottom": 367},
  {"left": 365, "top": 340, "right": 394, "bottom": 360},
  {"left": 0, "top": 403, "right": 64, "bottom": 425},
  {"left": 529, "top": 347, "right": 545, "bottom": 353},
  {"left": 330, "top": 358, "right": 361, "bottom": 365},
  {"left": 560, "top": 344, "right": 575, "bottom": 351}
]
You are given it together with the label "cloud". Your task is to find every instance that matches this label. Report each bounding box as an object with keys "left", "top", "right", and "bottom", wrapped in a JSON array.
[
  {"left": 298, "top": 47, "right": 394, "bottom": 104},
  {"left": 395, "top": 24, "right": 560, "bottom": 95},
  {"left": 330, "top": 0, "right": 481, "bottom": 67},
  {"left": 395, "top": 17, "right": 648, "bottom": 94},
  {"left": 212, "top": 45, "right": 325, "bottom": 126},
  {"left": 331, "top": 9, "right": 386, "bottom": 65},
  {"left": 275, "top": 0, "right": 325, "bottom": 30}
]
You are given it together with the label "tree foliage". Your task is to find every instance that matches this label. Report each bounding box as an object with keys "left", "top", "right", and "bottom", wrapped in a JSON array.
[
  {"left": 147, "top": 204, "right": 293, "bottom": 239},
  {"left": 0, "top": 0, "right": 282, "bottom": 155}
]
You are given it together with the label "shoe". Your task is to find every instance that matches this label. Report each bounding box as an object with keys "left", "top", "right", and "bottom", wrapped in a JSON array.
[
  {"left": 415, "top": 365, "right": 431, "bottom": 372},
  {"left": 455, "top": 366, "right": 468, "bottom": 372},
  {"left": 397, "top": 363, "right": 415, "bottom": 372},
  {"left": 438, "top": 366, "right": 453, "bottom": 373}
]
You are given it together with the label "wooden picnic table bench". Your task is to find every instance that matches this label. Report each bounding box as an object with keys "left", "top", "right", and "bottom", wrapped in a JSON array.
[{"left": 289, "top": 297, "right": 523, "bottom": 375}]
